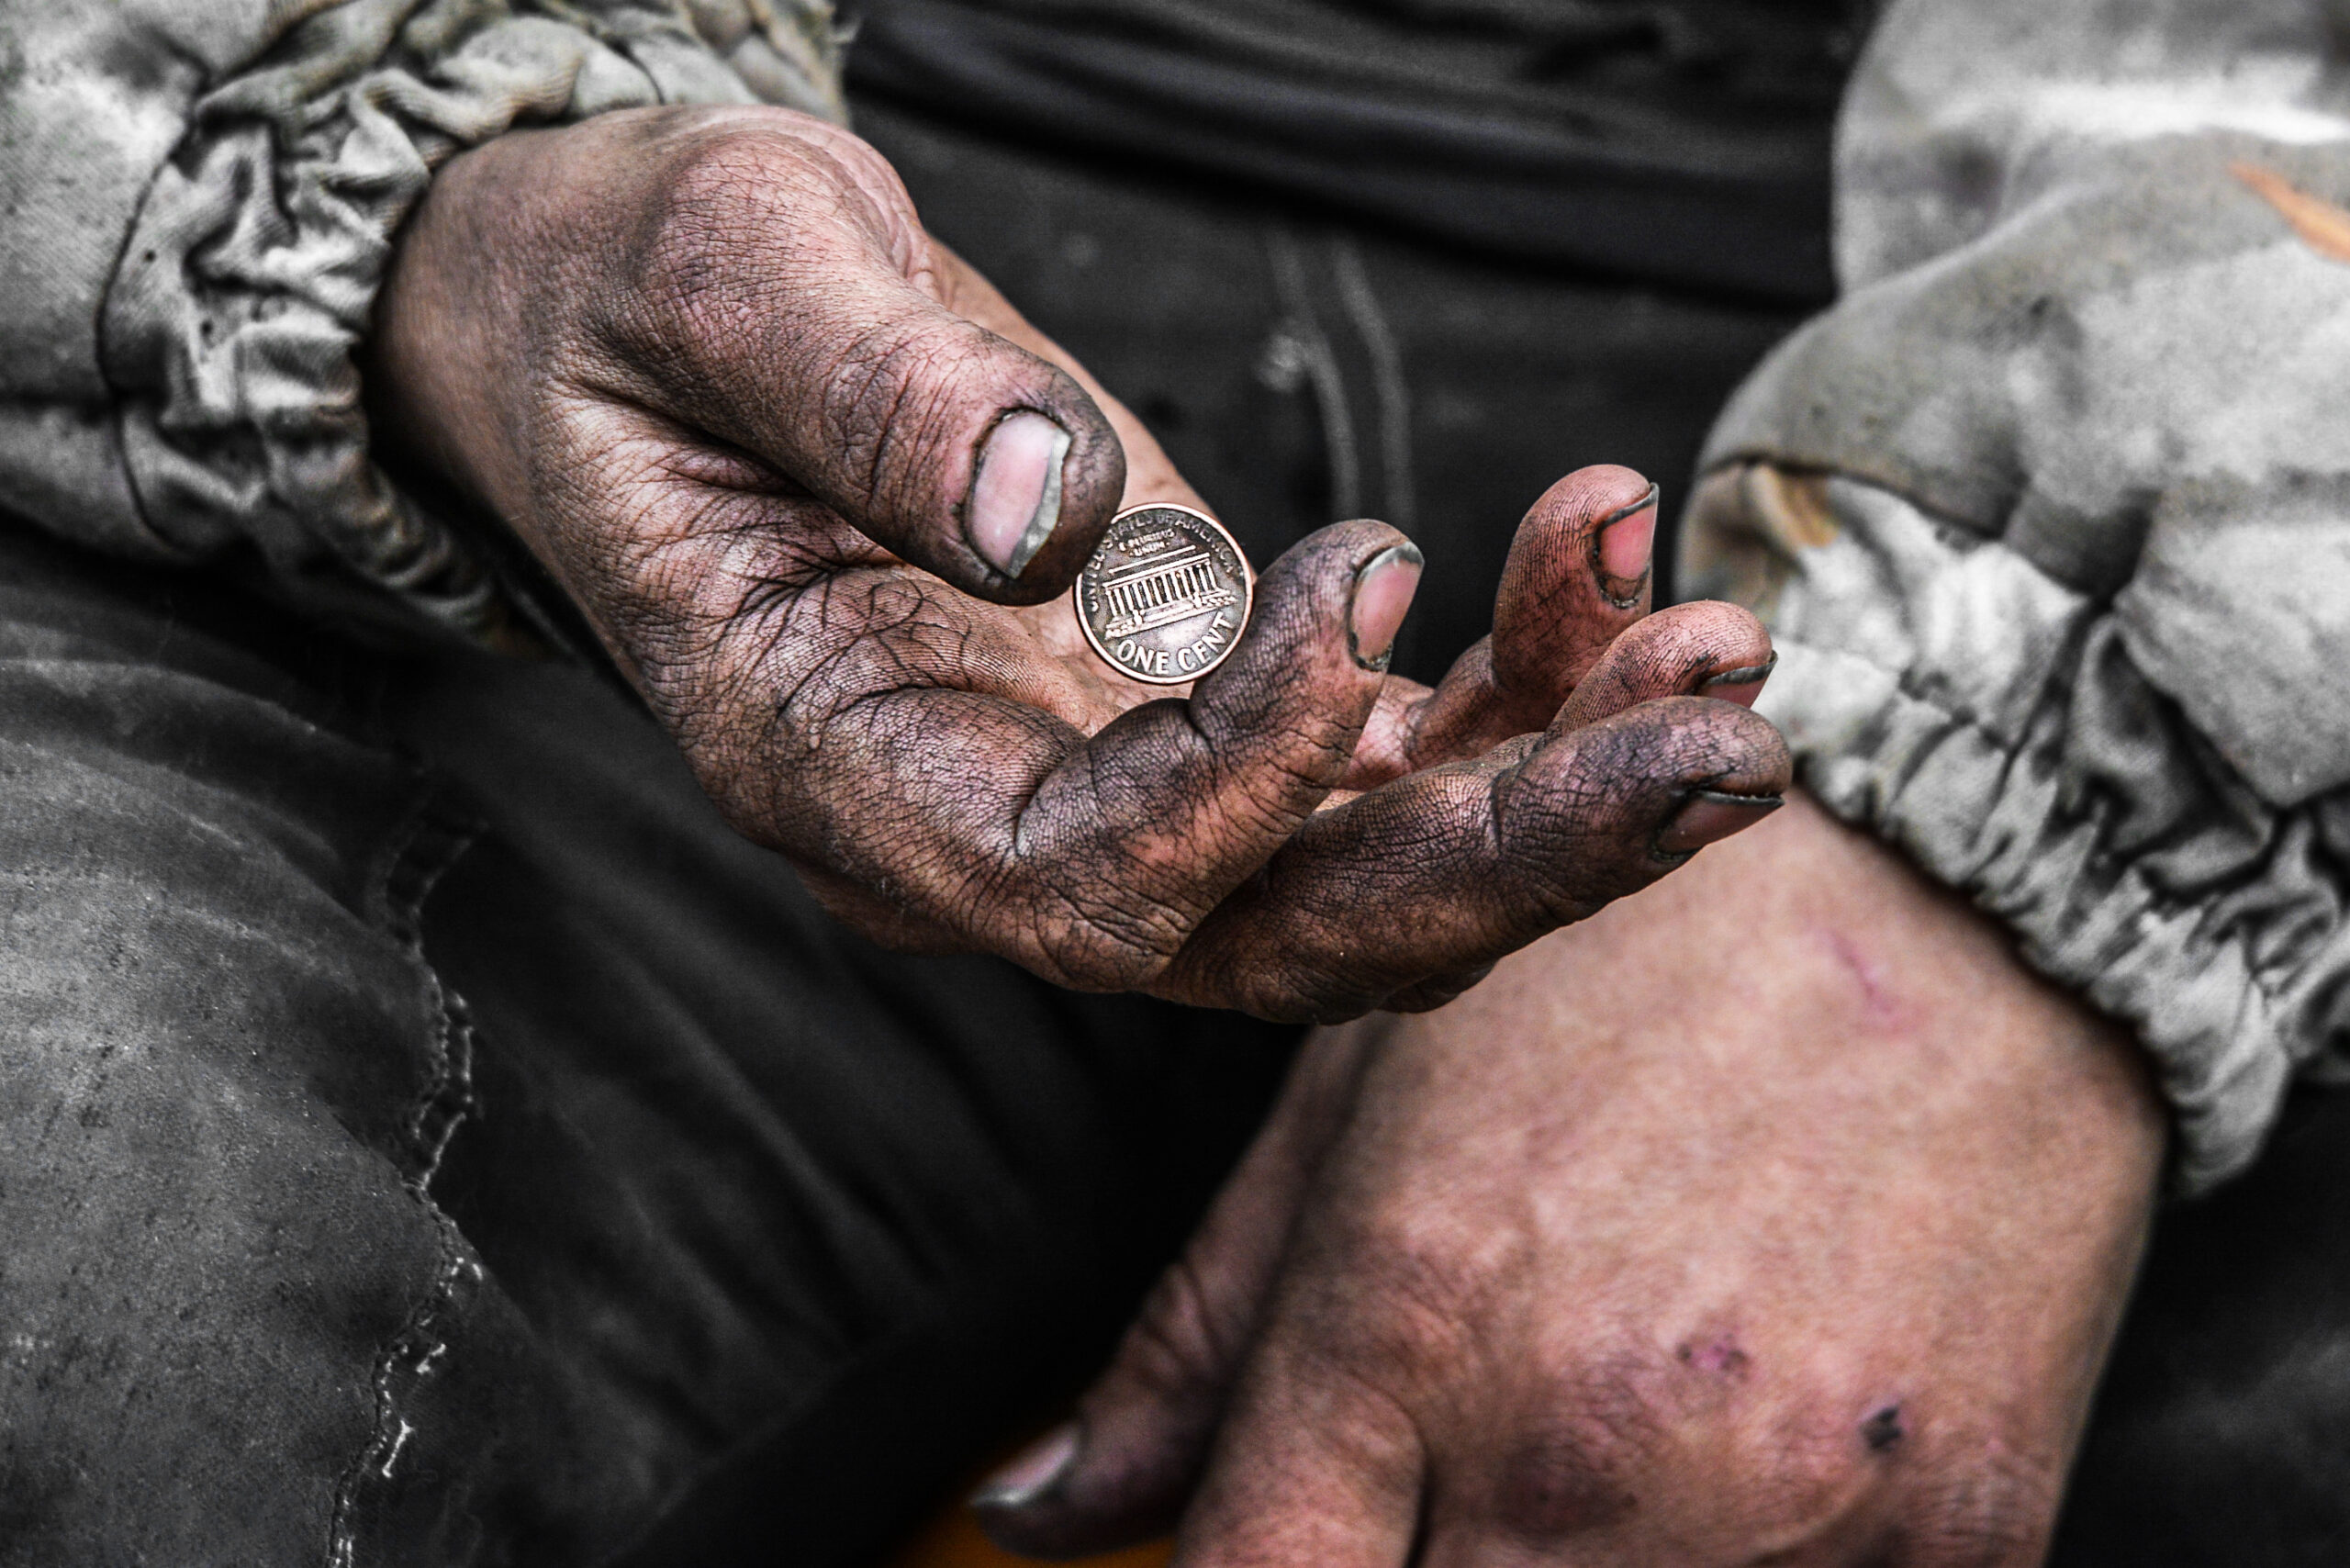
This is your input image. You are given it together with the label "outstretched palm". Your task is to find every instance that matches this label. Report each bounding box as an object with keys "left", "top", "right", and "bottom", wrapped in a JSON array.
[{"left": 372, "top": 104, "right": 1789, "bottom": 1020}]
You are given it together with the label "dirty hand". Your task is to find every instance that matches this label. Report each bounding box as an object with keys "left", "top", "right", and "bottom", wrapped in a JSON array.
[
  {"left": 981, "top": 794, "right": 2167, "bottom": 1563},
  {"left": 370, "top": 105, "right": 1787, "bottom": 1018}
]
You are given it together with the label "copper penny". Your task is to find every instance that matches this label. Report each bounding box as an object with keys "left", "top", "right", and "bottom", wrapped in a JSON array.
[{"left": 1073, "top": 503, "right": 1255, "bottom": 686}]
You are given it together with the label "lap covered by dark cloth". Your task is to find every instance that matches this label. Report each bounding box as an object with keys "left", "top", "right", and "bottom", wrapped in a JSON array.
[{"left": 0, "top": 528, "right": 1293, "bottom": 1566}]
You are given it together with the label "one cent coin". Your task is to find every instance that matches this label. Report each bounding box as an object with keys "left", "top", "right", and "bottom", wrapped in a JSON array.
[{"left": 1074, "top": 503, "right": 1255, "bottom": 686}]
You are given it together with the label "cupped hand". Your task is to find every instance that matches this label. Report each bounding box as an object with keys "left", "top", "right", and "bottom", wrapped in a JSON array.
[
  {"left": 979, "top": 795, "right": 2168, "bottom": 1564},
  {"left": 369, "top": 105, "right": 1788, "bottom": 1018}
]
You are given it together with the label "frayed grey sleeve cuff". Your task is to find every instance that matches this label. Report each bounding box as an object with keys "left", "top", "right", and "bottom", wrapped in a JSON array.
[
  {"left": 95, "top": 0, "right": 844, "bottom": 644},
  {"left": 1687, "top": 466, "right": 2350, "bottom": 1193}
]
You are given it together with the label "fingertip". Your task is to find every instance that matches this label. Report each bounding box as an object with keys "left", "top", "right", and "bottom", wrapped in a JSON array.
[
  {"left": 1348, "top": 543, "right": 1424, "bottom": 673},
  {"left": 977, "top": 1417, "right": 1177, "bottom": 1562},
  {"left": 968, "top": 410, "right": 1071, "bottom": 578},
  {"left": 1203, "top": 520, "right": 1414, "bottom": 711},
  {"left": 1503, "top": 697, "right": 1792, "bottom": 900},
  {"left": 1697, "top": 650, "right": 1777, "bottom": 710},
  {"left": 792, "top": 287, "right": 1127, "bottom": 606},
  {"left": 1653, "top": 788, "right": 1785, "bottom": 860},
  {"left": 1528, "top": 463, "right": 1655, "bottom": 529},
  {"left": 972, "top": 1423, "right": 1082, "bottom": 1513},
  {"left": 1621, "top": 694, "right": 1793, "bottom": 802},
  {"left": 1547, "top": 603, "right": 1776, "bottom": 729},
  {"left": 1592, "top": 484, "right": 1659, "bottom": 608},
  {"left": 970, "top": 1384, "right": 1210, "bottom": 1558},
  {"left": 962, "top": 384, "right": 1129, "bottom": 604},
  {"left": 1489, "top": 466, "right": 1661, "bottom": 707}
]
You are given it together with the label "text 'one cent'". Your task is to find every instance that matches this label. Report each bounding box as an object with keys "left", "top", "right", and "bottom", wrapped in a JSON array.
[{"left": 1074, "top": 503, "right": 1254, "bottom": 686}]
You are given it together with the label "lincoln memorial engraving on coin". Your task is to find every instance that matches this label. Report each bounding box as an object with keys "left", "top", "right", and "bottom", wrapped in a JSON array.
[{"left": 1074, "top": 503, "right": 1255, "bottom": 686}]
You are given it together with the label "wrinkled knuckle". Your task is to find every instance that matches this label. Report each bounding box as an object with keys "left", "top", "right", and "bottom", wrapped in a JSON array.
[
  {"left": 1121, "top": 1257, "right": 1241, "bottom": 1400},
  {"left": 636, "top": 132, "right": 796, "bottom": 295},
  {"left": 1198, "top": 755, "right": 1342, "bottom": 849},
  {"left": 1020, "top": 890, "right": 1189, "bottom": 992},
  {"left": 1491, "top": 742, "right": 1657, "bottom": 915},
  {"left": 823, "top": 323, "right": 990, "bottom": 512},
  {"left": 1336, "top": 1204, "right": 1491, "bottom": 1356},
  {"left": 623, "top": 125, "right": 901, "bottom": 347}
]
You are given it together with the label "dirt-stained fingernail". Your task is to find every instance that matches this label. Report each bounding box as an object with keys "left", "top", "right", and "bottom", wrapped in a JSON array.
[
  {"left": 968, "top": 411, "right": 1072, "bottom": 577},
  {"left": 1700, "top": 652, "right": 1778, "bottom": 709},
  {"left": 971, "top": 1422, "right": 1080, "bottom": 1511},
  {"left": 1594, "top": 485, "right": 1660, "bottom": 606},
  {"left": 1348, "top": 543, "right": 1425, "bottom": 672},
  {"left": 1654, "top": 789, "right": 1783, "bottom": 859}
]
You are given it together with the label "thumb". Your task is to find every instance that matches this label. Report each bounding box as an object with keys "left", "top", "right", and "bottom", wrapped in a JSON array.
[
  {"left": 603, "top": 114, "right": 1128, "bottom": 604},
  {"left": 973, "top": 1025, "right": 1381, "bottom": 1557}
]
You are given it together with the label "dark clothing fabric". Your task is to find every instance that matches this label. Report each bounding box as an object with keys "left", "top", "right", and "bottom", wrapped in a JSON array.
[
  {"left": 2060, "top": 1081, "right": 2350, "bottom": 1567},
  {"left": 845, "top": 0, "right": 1860, "bottom": 299},
  {"left": 0, "top": 526, "right": 1294, "bottom": 1566}
]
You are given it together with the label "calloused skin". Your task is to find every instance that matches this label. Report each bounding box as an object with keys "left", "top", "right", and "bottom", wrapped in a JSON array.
[
  {"left": 979, "top": 795, "right": 2167, "bottom": 1566},
  {"left": 368, "top": 105, "right": 1788, "bottom": 1022}
]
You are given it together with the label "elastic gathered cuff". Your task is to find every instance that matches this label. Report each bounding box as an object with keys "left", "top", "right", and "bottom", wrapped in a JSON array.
[
  {"left": 1689, "top": 465, "right": 2350, "bottom": 1193},
  {"left": 99, "top": 0, "right": 844, "bottom": 645}
]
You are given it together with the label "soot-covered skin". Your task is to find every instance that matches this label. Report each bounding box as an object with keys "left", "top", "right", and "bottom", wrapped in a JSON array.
[{"left": 369, "top": 105, "right": 1789, "bottom": 1020}]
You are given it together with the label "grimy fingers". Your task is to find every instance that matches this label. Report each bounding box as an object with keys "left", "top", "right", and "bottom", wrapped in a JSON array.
[
  {"left": 1547, "top": 600, "right": 1774, "bottom": 732},
  {"left": 691, "top": 521, "right": 1425, "bottom": 991},
  {"left": 1349, "top": 465, "right": 1665, "bottom": 782},
  {"left": 580, "top": 110, "right": 1129, "bottom": 605},
  {"left": 1315, "top": 603, "right": 1776, "bottom": 1010},
  {"left": 1156, "top": 697, "right": 1792, "bottom": 1021},
  {"left": 927, "top": 240, "right": 1208, "bottom": 514}
]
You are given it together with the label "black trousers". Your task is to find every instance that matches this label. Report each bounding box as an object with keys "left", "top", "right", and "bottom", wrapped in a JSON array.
[{"left": 0, "top": 97, "right": 2343, "bottom": 1568}]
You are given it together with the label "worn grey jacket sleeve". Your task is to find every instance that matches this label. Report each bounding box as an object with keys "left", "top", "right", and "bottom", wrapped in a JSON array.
[
  {"left": 1682, "top": 0, "right": 2350, "bottom": 1190},
  {"left": 2, "top": 0, "right": 843, "bottom": 644}
]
